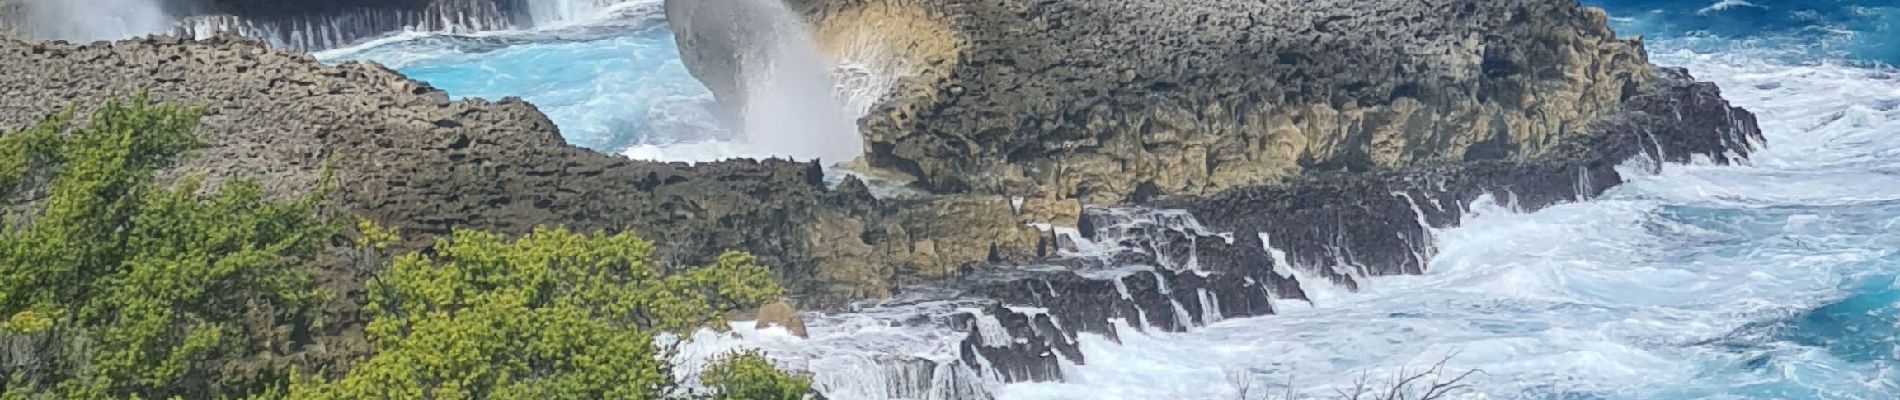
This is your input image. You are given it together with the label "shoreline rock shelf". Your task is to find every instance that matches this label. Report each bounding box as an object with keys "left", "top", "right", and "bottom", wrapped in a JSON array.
[
  {"left": 776, "top": 0, "right": 1750, "bottom": 202},
  {"left": 0, "top": 0, "right": 1764, "bottom": 395}
]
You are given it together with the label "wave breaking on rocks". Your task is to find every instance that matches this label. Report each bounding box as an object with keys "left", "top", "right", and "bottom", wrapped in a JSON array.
[{"left": 0, "top": 0, "right": 1772, "bottom": 398}]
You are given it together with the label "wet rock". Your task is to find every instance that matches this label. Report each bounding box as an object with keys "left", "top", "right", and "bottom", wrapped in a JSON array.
[
  {"left": 755, "top": 300, "right": 810, "bottom": 338},
  {"left": 1159, "top": 67, "right": 1763, "bottom": 284}
]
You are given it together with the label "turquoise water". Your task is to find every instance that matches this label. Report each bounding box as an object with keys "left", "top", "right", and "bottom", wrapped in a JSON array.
[
  {"left": 317, "top": 3, "right": 724, "bottom": 153},
  {"left": 1589, "top": 0, "right": 1900, "bottom": 65},
  {"left": 323, "top": 1, "right": 1900, "bottom": 398}
]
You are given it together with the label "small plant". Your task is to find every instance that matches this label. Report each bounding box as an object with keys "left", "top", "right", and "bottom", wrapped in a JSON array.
[
  {"left": 0, "top": 97, "right": 813, "bottom": 400},
  {"left": 286, "top": 227, "right": 802, "bottom": 400},
  {"left": 0, "top": 96, "right": 332, "bottom": 398},
  {"left": 701, "top": 350, "right": 812, "bottom": 400}
]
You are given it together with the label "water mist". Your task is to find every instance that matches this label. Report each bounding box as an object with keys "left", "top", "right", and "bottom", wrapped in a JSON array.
[
  {"left": 13, "top": 0, "right": 176, "bottom": 41},
  {"left": 664, "top": 0, "right": 863, "bottom": 164}
]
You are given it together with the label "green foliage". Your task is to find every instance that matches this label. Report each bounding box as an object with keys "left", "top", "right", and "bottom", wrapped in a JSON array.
[
  {"left": 0, "top": 96, "right": 810, "bottom": 400},
  {"left": 1, "top": 310, "right": 52, "bottom": 334},
  {"left": 700, "top": 350, "right": 810, "bottom": 400},
  {"left": 0, "top": 111, "right": 63, "bottom": 197},
  {"left": 0, "top": 96, "right": 332, "bottom": 399},
  {"left": 289, "top": 227, "right": 790, "bottom": 400},
  {"left": 354, "top": 218, "right": 401, "bottom": 251}
]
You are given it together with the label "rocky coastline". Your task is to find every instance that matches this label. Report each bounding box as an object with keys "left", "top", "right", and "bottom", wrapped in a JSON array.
[
  {"left": 0, "top": 0, "right": 1764, "bottom": 396},
  {"left": 1, "top": 0, "right": 648, "bottom": 50}
]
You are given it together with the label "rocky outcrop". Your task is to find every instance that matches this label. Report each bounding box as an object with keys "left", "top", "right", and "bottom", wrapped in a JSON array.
[
  {"left": 754, "top": 301, "right": 810, "bottom": 337},
  {"left": 901, "top": 67, "right": 1761, "bottom": 390},
  {"left": 656, "top": 0, "right": 1768, "bottom": 392},
  {"left": 1160, "top": 67, "right": 1762, "bottom": 286},
  {"left": 767, "top": 0, "right": 1668, "bottom": 203},
  {"left": 0, "top": 35, "right": 1065, "bottom": 373},
  {"left": 663, "top": 0, "right": 862, "bottom": 163},
  {"left": 1, "top": 0, "right": 1772, "bottom": 395}
]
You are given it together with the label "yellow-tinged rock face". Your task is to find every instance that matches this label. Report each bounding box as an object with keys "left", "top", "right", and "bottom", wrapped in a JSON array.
[{"left": 754, "top": 301, "right": 809, "bottom": 338}]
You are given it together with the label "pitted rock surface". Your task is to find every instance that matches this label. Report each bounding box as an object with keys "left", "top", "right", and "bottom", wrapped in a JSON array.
[
  {"left": 773, "top": 0, "right": 1660, "bottom": 203},
  {"left": 0, "top": 37, "right": 1060, "bottom": 374}
]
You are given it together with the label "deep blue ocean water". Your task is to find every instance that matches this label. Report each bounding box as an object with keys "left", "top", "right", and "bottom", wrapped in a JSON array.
[
  {"left": 320, "top": 0, "right": 1900, "bottom": 398},
  {"left": 1590, "top": 0, "right": 1899, "bottom": 64}
]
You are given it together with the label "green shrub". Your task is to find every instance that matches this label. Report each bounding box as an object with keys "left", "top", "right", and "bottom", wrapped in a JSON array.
[
  {"left": 288, "top": 227, "right": 800, "bottom": 400},
  {"left": 0, "top": 96, "right": 812, "bottom": 400},
  {"left": 700, "top": 350, "right": 811, "bottom": 400},
  {"left": 0, "top": 96, "right": 332, "bottom": 399}
]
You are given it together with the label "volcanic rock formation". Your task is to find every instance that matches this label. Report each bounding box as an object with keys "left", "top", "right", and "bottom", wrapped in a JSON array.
[
  {"left": 767, "top": 0, "right": 1748, "bottom": 203},
  {"left": 0, "top": 0, "right": 1768, "bottom": 395},
  {"left": 659, "top": 0, "right": 1765, "bottom": 389}
]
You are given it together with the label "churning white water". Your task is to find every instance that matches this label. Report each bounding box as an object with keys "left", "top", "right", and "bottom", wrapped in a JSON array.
[
  {"left": 325, "top": 0, "right": 868, "bottom": 163},
  {"left": 317, "top": 1, "right": 1900, "bottom": 398},
  {"left": 995, "top": 47, "right": 1900, "bottom": 399},
  {"left": 656, "top": 32, "right": 1900, "bottom": 400}
]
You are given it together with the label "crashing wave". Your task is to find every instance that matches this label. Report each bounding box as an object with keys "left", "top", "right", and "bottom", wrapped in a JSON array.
[{"left": 1697, "top": 0, "right": 1765, "bottom": 15}]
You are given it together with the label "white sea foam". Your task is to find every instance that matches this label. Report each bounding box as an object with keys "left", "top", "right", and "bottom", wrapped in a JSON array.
[
  {"left": 315, "top": 2, "right": 1900, "bottom": 398},
  {"left": 999, "top": 44, "right": 1900, "bottom": 399},
  {"left": 1697, "top": 0, "right": 1765, "bottom": 16}
]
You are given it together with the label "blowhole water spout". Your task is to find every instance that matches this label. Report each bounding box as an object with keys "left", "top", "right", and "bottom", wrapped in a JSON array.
[
  {"left": 664, "top": 0, "right": 864, "bottom": 164},
  {"left": 7, "top": 0, "right": 177, "bottom": 42}
]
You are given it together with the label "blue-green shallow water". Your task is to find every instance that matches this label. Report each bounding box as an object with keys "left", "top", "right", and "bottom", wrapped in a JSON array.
[
  {"left": 317, "top": 2, "right": 723, "bottom": 154},
  {"left": 322, "top": 0, "right": 1900, "bottom": 398}
]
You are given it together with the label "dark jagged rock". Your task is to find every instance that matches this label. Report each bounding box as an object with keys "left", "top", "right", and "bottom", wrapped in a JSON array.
[
  {"left": 932, "top": 207, "right": 1309, "bottom": 383},
  {"left": 936, "top": 66, "right": 1762, "bottom": 386},
  {"left": 1160, "top": 67, "right": 1762, "bottom": 282}
]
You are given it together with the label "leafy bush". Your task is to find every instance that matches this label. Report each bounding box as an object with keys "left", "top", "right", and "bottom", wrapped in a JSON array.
[
  {"left": 0, "top": 96, "right": 332, "bottom": 399},
  {"left": 0, "top": 96, "right": 812, "bottom": 400},
  {"left": 288, "top": 227, "right": 802, "bottom": 400},
  {"left": 700, "top": 350, "right": 811, "bottom": 400}
]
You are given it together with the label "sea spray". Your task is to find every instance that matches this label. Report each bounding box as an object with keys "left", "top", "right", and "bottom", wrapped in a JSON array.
[
  {"left": 521, "top": 0, "right": 633, "bottom": 27},
  {"left": 11, "top": 0, "right": 175, "bottom": 42},
  {"left": 664, "top": 0, "right": 863, "bottom": 164}
]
